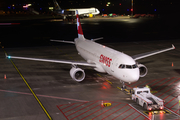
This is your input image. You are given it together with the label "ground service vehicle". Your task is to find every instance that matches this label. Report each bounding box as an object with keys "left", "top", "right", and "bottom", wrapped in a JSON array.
[{"left": 132, "top": 87, "right": 164, "bottom": 111}]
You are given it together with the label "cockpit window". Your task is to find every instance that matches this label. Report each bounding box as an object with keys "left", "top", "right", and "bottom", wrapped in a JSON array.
[
  {"left": 118, "top": 64, "right": 138, "bottom": 69},
  {"left": 126, "top": 65, "right": 132, "bottom": 69},
  {"left": 143, "top": 91, "right": 149, "bottom": 93},
  {"left": 132, "top": 64, "right": 138, "bottom": 68},
  {"left": 119, "top": 64, "right": 125, "bottom": 68}
]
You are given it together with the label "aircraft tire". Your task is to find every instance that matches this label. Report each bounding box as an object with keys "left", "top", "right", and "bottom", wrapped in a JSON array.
[
  {"left": 136, "top": 98, "right": 139, "bottom": 104},
  {"left": 143, "top": 103, "right": 147, "bottom": 110}
]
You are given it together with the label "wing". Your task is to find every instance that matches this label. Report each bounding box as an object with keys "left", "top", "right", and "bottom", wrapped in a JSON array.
[
  {"left": 132, "top": 44, "right": 175, "bottom": 61},
  {"left": 6, "top": 55, "right": 96, "bottom": 67}
]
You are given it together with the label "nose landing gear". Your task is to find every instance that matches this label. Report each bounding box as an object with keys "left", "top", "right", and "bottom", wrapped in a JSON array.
[
  {"left": 122, "top": 82, "right": 126, "bottom": 90},
  {"left": 120, "top": 80, "right": 126, "bottom": 90}
]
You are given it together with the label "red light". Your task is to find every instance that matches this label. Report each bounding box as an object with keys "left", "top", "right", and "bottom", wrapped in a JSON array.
[
  {"left": 119, "top": 3, "right": 121, "bottom": 5},
  {"left": 101, "top": 85, "right": 107, "bottom": 89},
  {"left": 160, "top": 107, "right": 163, "bottom": 110},
  {"left": 160, "top": 111, "right": 163, "bottom": 114},
  {"left": 148, "top": 108, "right": 152, "bottom": 111},
  {"left": 131, "top": 9, "right": 133, "bottom": 11},
  {"left": 101, "top": 82, "right": 111, "bottom": 89}
]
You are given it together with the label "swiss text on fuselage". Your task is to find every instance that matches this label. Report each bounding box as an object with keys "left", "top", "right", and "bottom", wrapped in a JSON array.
[{"left": 99, "top": 54, "right": 112, "bottom": 67}]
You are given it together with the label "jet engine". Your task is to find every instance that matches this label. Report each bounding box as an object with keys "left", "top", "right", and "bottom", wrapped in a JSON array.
[
  {"left": 138, "top": 64, "right": 148, "bottom": 77},
  {"left": 70, "top": 67, "right": 85, "bottom": 82}
]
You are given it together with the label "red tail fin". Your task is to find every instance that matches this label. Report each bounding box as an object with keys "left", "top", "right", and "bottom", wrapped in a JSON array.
[{"left": 76, "top": 11, "right": 84, "bottom": 39}]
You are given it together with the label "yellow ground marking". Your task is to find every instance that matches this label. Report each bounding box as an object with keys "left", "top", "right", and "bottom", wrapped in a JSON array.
[
  {"left": 49, "top": 43, "right": 61, "bottom": 51},
  {"left": 124, "top": 89, "right": 130, "bottom": 94},
  {"left": 106, "top": 80, "right": 112, "bottom": 84},
  {"left": 117, "top": 87, "right": 122, "bottom": 90},
  {"left": 2, "top": 47, "right": 52, "bottom": 120},
  {"left": 96, "top": 74, "right": 102, "bottom": 77}
]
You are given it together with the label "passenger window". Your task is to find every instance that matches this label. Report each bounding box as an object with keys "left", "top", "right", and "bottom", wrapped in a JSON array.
[{"left": 126, "top": 65, "right": 132, "bottom": 69}]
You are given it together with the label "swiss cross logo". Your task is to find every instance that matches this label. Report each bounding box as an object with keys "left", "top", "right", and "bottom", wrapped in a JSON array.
[
  {"left": 99, "top": 54, "right": 112, "bottom": 67},
  {"left": 77, "top": 18, "right": 79, "bottom": 28},
  {"left": 76, "top": 14, "right": 83, "bottom": 35}
]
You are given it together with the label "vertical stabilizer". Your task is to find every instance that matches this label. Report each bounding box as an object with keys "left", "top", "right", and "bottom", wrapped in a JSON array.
[
  {"left": 53, "top": 0, "right": 61, "bottom": 10},
  {"left": 76, "top": 11, "right": 85, "bottom": 39}
]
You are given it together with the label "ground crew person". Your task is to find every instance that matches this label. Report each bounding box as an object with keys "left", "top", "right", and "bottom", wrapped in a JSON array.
[{"left": 145, "top": 85, "right": 151, "bottom": 90}]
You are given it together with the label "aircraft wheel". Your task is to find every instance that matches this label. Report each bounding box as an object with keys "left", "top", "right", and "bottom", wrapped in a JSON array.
[
  {"left": 136, "top": 99, "right": 139, "bottom": 104},
  {"left": 143, "top": 103, "right": 147, "bottom": 110}
]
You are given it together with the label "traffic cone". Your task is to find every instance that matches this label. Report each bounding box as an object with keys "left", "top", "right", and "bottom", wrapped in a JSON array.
[
  {"left": 172, "top": 62, "right": 174, "bottom": 67},
  {"left": 101, "top": 101, "right": 104, "bottom": 107},
  {"left": 4, "top": 74, "right": 6, "bottom": 79}
]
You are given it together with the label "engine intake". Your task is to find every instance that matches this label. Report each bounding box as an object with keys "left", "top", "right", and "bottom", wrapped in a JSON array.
[
  {"left": 70, "top": 67, "right": 85, "bottom": 82},
  {"left": 138, "top": 64, "right": 148, "bottom": 77}
]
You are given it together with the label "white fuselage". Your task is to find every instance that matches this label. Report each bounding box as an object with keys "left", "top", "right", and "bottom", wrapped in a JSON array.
[
  {"left": 66, "top": 8, "right": 100, "bottom": 16},
  {"left": 74, "top": 38, "right": 139, "bottom": 83}
]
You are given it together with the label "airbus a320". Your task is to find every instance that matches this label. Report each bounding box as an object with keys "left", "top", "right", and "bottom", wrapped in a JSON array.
[{"left": 6, "top": 11, "right": 175, "bottom": 89}]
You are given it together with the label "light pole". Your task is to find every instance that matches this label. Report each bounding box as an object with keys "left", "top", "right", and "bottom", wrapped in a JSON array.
[{"left": 131, "top": 0, "right": 133, "bottom": 16}]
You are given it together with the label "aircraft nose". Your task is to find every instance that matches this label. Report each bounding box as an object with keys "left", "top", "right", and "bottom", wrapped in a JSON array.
[
  {"left": 127, "top": 69, "right": 139, "bottom": 82},
  {"left": 129, "top": 73, "right": 139, "bottom": 82}
]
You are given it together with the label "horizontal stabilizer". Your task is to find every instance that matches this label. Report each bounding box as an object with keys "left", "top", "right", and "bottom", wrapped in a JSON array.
[
  {"left": 50, "top": 39, "right": 75, "bottom": 44},
  {"left": 91, "top": 37, "right": 103, "bottom": 42}
]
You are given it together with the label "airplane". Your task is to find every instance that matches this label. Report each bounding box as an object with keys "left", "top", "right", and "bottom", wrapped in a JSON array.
[
  {"left": 6, "top": 11, "right": 175, "bottom": 89},
  {"left": 65, "top": 8, "right": 100, "bottom": 17},
  {"left": 53, "top": 0, "right": 100, "bottom": 18}
]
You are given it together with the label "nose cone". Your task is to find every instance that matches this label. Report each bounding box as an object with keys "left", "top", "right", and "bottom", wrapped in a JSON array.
[
  {"left": 126, "top": 69, "right": 139, "bottom": 82},
  {"left": 129, "top": 72, "right": 139, "bottom": 82},
  {"left": 96, "top": 9, "right": 100, "bottom": 14},
  {"left": 116, "top": 69, "right": 140, "bottom": 83}
]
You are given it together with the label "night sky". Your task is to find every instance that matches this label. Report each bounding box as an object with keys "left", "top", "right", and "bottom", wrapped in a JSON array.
[{"left": 0, "top": 0, "right": 180, "bottom": 15}]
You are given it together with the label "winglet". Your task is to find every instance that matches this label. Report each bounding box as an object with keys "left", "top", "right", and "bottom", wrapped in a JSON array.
[
  {"left": 5, "top": 53, "right": 10, "bottom": 59},
  {"left": 172, "top": 44, "right": 175, "bottom": 49},
  {"left": 76, "top": 10, "right": 84, "bottom": 39}
]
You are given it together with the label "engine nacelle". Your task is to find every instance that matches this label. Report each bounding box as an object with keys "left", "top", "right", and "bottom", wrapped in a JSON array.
[
  {"left": 70, "top": 67, "right": 85, "bottom": 82},
  {"left": 138, "top": 64, "right": 148, "bottom": 77}
]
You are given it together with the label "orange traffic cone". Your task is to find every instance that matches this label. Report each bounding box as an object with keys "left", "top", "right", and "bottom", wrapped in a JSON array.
[
  {"left": 172, "top": 62, "right": 174, "bottom": 67},
  {"left": 4, "top": 74, "right": 6, "bottom": 79},
  {"left": 101, "top": 101, "right": 104, "bottom": 107}
]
